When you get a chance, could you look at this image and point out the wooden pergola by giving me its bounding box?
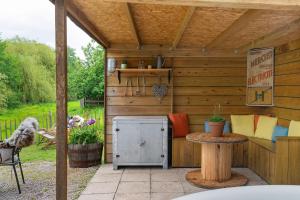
[54,0,300,199]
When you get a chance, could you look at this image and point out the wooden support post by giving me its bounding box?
[55,0,68,199]
[104,50,108,163]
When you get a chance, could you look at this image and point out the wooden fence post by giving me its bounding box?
[55,0,68,199]
[5,120,7,139]
[0,122,2,141]
[49,111,53,128]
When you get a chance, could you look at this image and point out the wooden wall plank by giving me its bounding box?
[173,67,246,77]
[174,77,246,86]
[174,87,245,96]
[174,96,245,106]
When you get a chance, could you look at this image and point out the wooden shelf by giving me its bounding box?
[115,68,172,84]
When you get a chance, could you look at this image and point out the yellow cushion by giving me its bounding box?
[288,120,300,137]
[255,116,277,140]
[231,115,254,137]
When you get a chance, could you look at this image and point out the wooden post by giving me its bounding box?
[104,50,107,163]
[55,0,68,199]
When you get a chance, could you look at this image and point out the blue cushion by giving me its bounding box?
[204,121,231,134]
[272,125,288,142]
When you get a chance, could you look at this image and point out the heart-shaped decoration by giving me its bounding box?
[152,84,168,98]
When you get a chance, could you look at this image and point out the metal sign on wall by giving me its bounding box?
[246,48,274,106]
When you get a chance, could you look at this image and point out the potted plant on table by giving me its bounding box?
[68,125,103,168]
[208,104,225,137]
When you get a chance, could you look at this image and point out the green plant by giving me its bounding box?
[69,125,103,145]
[209,104,225,122]
[209,115,225,122]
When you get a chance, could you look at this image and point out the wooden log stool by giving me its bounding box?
[186,133,248,189]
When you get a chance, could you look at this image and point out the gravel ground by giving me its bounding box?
[0,161,98,200]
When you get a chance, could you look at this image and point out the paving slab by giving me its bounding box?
[78,193,115,200]
[96,165,123,175]
[151,181,184,193]
[121,172,150,182]
[150,192,184,200]
[151,171,180,182]
[123,168,151,174]
[91,173,122,183]
[114,193,150,200]
[81,182,118,194]
[117,181,150,194]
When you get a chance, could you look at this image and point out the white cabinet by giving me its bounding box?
[112,116,168,169]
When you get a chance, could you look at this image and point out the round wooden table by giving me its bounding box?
[185,132,248,189]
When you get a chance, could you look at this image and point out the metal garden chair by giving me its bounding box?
[0,142,25,194]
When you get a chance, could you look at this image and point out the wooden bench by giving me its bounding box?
[172,136,300,184]
[248,136,300,184]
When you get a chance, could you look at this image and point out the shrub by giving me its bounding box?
[69,126,103,145]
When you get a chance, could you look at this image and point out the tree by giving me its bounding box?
[0,73,11,109]
[0,37,56,107]
[68,41,104,100]
[68,47,83,100]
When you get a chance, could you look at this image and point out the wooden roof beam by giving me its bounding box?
[103,0,300,10]
[124,3,141,49]
[67,1,110,48]
[107,44,245,57]
[171,7,195,50]
[239,17,300,52]
[206,10,263,49]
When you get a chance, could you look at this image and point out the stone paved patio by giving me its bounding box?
[78,165,267,200]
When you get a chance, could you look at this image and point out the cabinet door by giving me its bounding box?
[139,123,163,164]
[116,122,140,164]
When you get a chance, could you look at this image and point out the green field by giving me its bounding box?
[1,101,104,162]
[0,101,102,121]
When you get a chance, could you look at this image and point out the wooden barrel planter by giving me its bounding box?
[68,143,103,168]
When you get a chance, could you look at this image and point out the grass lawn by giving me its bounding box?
[0,101,103,121]
[20,144,56,162]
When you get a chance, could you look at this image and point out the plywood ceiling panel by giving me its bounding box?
[70,0,300,50]
[72,0,135,44]
[130,3,188,45]
[178,8,246,48]
[222,10,300,49]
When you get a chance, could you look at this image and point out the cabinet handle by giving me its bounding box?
[161,128,164,131]
[115,128,120,132]
[140,140,146,146]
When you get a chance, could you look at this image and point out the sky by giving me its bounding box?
[0,0,92,59]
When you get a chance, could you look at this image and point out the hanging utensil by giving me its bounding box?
[136,76,141,96]
[142,76,146,96]
[125,77,133,96]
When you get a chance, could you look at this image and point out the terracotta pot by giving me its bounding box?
[208,121,225,137]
